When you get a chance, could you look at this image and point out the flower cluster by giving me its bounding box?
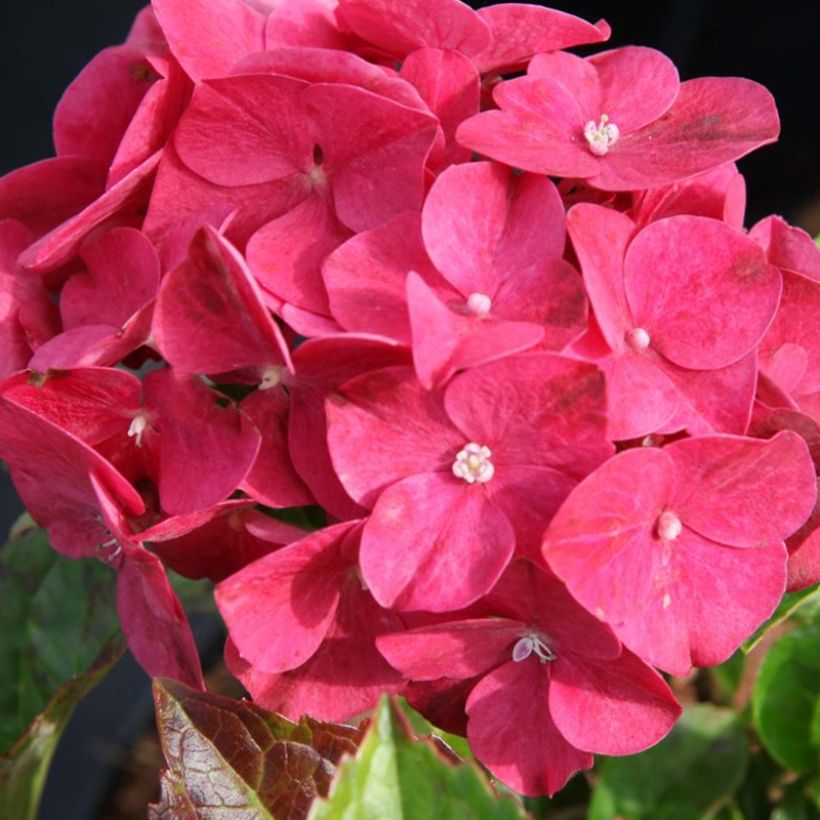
[0,0,818,797]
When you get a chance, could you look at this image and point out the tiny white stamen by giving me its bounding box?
[451,442,495,484]
[512,634,556,664]
[657,510,683,541]
[625,326,651,351]
[583,114,620,156]
[96,538,123,562]
[466,292,492,317]
[127,413,149,447]
[662,593,672,610]
[259,365,283,390]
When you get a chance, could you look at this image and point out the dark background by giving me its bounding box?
[0,2,818,817]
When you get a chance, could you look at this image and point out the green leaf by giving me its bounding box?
[396,697,473,761]
[0,515,125,820]
[771,784,820,820]
[151,678,363,819]
[309,696,527,820]
[743,586,820,653]
[754,623,820,774]
[589,704,749,820]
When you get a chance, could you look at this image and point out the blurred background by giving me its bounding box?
[0,1,817,817]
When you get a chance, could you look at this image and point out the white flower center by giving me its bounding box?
[466,292,492,317]
[451,442,494,484]
[127,413,149,447]
[625,326,651,351]
[656,510,683,541]
[512,634,556,664]
[259,365,283,390]
[584,114,620,156]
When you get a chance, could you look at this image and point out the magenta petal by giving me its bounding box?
[117,547,204,689]
[53,44,156,167]
[407,272,544,389]
[549,649,680,755]
[338,0,491,57]
[527,51,601,121]
[457,76,598,178]
[624,216,781,370]
[225,578,404,722]
[306,83,437,232]
[614,530,787,674]
[594,77,780,190]
[152,0,265,81]
[246,195,349,314]
[240,389,314,508]
[400,48,479,167]
[19,152,160,274]
[589,47,679,133]
[422,161,565,296]
[143,369,261,516]
[376,618,523,681]
[668,432,817,548]
[61,227,160,329]
[174,75,310,187]
[542,447,675,626]
[360,472,515,612]
[153,226,291,375]
[323,212,443,342]
[466,661,593,797]
[216,522,354,673]
[566,203,635,352]
[325,365,462,507]
[445,353,612,479]
[751,215,820,283]
[474,4,609,74]
[264,0,351,50]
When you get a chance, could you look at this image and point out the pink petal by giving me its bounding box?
[549,649,680,755]
[376,618,524,681]
[325,365,462,507]
[473,4,609,74]
[152,0,265,81]
[668,432,817,548]
[787,487,820,591]
[19,152,160,274]
[53,44,157,167]
[407,271,544,389]
[613,530,787,674]
[594,78,780,190]
[153,226,291,376]
[216,522,355,673]
[337,0,491,57]
[174,75,311,187]
[624,216,781,369]
[117,547,204,689]
[264,0,351,50]
[0,156,106,236]
[400,48,479,167]
[360,472,515,611]
[566,203,635,352]
[142,368,261,515]
[445,353,612,479]
[542,447,675,626]
[422,161,565,296]
[588,46,679,133]
[457,76,598,178]
[225,576,404,721]
[246,195,349,314]
[466,661,593,797]
[528,51,600,121]
[305,83,437,232]
[750,215,820,283]
[61,227,160,329]
[240,389,314,508]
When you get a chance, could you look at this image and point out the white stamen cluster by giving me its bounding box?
[625,326,651,351]
[512,634,557,663]
[259,365,283,390]
[127,413,149,447]
[466,292,492,317]
[583,114,620,156]
[451,442,495,484]
[656,510,683,541]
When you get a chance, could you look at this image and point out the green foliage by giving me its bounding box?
[0,515,124,820]
[309,697,527,820]
[743,587,820,653]
[588,704,750,820]
[150,678,363,819]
